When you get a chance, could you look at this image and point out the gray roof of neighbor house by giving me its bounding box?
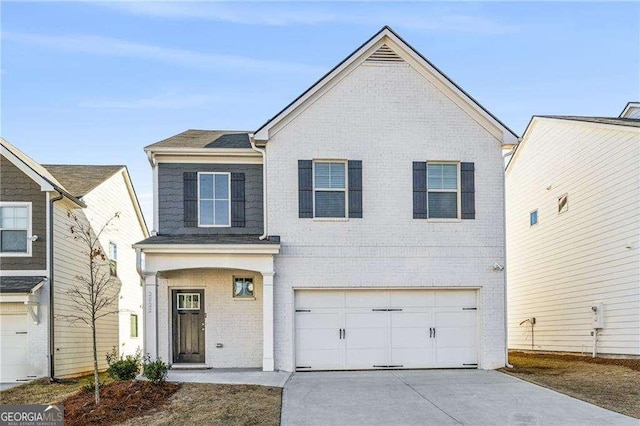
[145,130,252,150]
[538,116,640,128]
[0,276,46,293]
[42,165,124,198]
[135,234,279,245]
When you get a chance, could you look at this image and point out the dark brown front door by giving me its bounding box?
[172,289,205,363]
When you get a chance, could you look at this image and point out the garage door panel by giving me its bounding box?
[296,328,341,350]
[297,349,342,369]
[296,312,342,329]
[435,290,476,307]
[345,328,387,349]
[345,291,387,308]
[345,348,387,368]
[390,290,435,308]
[391,327,430,348]
[392,348,432,367]
[296,291,344,309]
[436,328,476,347]
[345,312,387,328]
[0,314,30,382]
[435,311,476,327]
[391,312,429,328]
[436,346,477,367]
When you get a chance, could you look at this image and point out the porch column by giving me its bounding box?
[262,272,275,371]
[144,273,158,360]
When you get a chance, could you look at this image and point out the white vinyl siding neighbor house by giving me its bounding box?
[506,113,640,356]
[137,26,517,372]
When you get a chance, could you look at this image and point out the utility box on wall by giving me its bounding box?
[591,302,604,329]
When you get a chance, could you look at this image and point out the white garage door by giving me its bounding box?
[295,289,477,371]
[0,311,30,382]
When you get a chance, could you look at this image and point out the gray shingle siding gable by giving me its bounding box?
[0,156,47,270]
[158,163,263,235]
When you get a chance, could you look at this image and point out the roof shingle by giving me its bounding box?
[42,165,124,197]
[135,234,279,245]
[538,116,640,128]
[145,130,252,150]
[0,276,46,293]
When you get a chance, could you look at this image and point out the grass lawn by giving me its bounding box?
[0,375,282,425]
[501,351,640,419]
[0,373,113,406]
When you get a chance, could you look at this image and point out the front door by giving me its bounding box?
[172,290,205,363]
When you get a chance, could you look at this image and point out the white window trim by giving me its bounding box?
[0,202,33,257]
[197,172,231,228]
[312,159,348,219]
[426,161,461,222]
[530,209,539,227]
[232,276,256,300]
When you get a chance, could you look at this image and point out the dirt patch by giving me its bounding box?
[501,351,640,419]
[119,383,282,426]
[62,381,180,426]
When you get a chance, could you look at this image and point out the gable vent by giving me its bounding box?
[365,44,404,63]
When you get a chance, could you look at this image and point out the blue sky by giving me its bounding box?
[2,1,638,227]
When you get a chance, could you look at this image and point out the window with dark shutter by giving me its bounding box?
[298,160,313,218]
[231,173,246,227]
[413,162,428,219]
[460,162,475,220]
[348,160,362,218]
[183,172,198,227]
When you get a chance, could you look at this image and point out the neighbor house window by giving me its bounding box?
[198,172,230,226]
[233,277,254,298]
[177,293,200,310]
[130,314,138,338]
[530,210,538,226]
[558,194,568,214]
[109,242,118,276]
[314,161,346,218]
[427,163,459,219]
[0,203,31,256]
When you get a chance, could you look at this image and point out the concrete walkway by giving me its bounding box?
[282,369,637,425]
[165,368,291,388]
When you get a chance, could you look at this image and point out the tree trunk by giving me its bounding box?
[92,318,100,405]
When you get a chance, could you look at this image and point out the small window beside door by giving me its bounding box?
[558,194,568,214]
[530,210,538,226]
[177,293,201,310]
[130,314,139,338]
[233,277,254,298]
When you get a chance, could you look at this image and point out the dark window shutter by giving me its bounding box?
[231,173,245,227]
[298,160,313,218]
[348,160,362,218]
[183,172,198,227]
[413,162,428,219]
[461,162,475,220]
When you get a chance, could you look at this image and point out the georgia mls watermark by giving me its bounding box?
[0,404,64,426]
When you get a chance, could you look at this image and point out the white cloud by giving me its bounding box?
[1,31,323,74]
[97,2,518,35]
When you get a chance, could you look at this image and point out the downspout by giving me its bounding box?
[49,192,64,381]
[249,136,268,240]
[502,146,517,368]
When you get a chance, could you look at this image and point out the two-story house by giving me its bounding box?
[506,104,640,357]
[135,27,518,372]
[0,138,148,382]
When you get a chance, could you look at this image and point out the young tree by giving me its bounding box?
[59,210,121,405]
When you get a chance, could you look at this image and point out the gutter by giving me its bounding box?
[249,135,268,240]
[48,192,64,380]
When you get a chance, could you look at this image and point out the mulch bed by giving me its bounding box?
[510,351,640,371]
[61,381,181,426]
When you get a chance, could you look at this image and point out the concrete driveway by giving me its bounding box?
[281,369,636,426]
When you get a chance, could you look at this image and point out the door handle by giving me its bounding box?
[433,327,436,338]
[339,328,342,339]
[343,329,346,339]
[429,327,433,338]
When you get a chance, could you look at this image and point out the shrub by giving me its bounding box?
[106,347,142,381]
[143,355,169,384]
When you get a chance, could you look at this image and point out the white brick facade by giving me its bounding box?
[156,269,263,368]
[267,61,507,371]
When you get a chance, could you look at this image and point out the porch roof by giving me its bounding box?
[135,234,278,246]
[0,276,46,294]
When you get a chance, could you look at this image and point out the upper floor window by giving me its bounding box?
[530,210,538,226]
[558,194,568,214]
[314,161,346,218]
[109,242,118,277]
[0,203,31,256]
[427,163,459,219]
[198,172,230,227]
